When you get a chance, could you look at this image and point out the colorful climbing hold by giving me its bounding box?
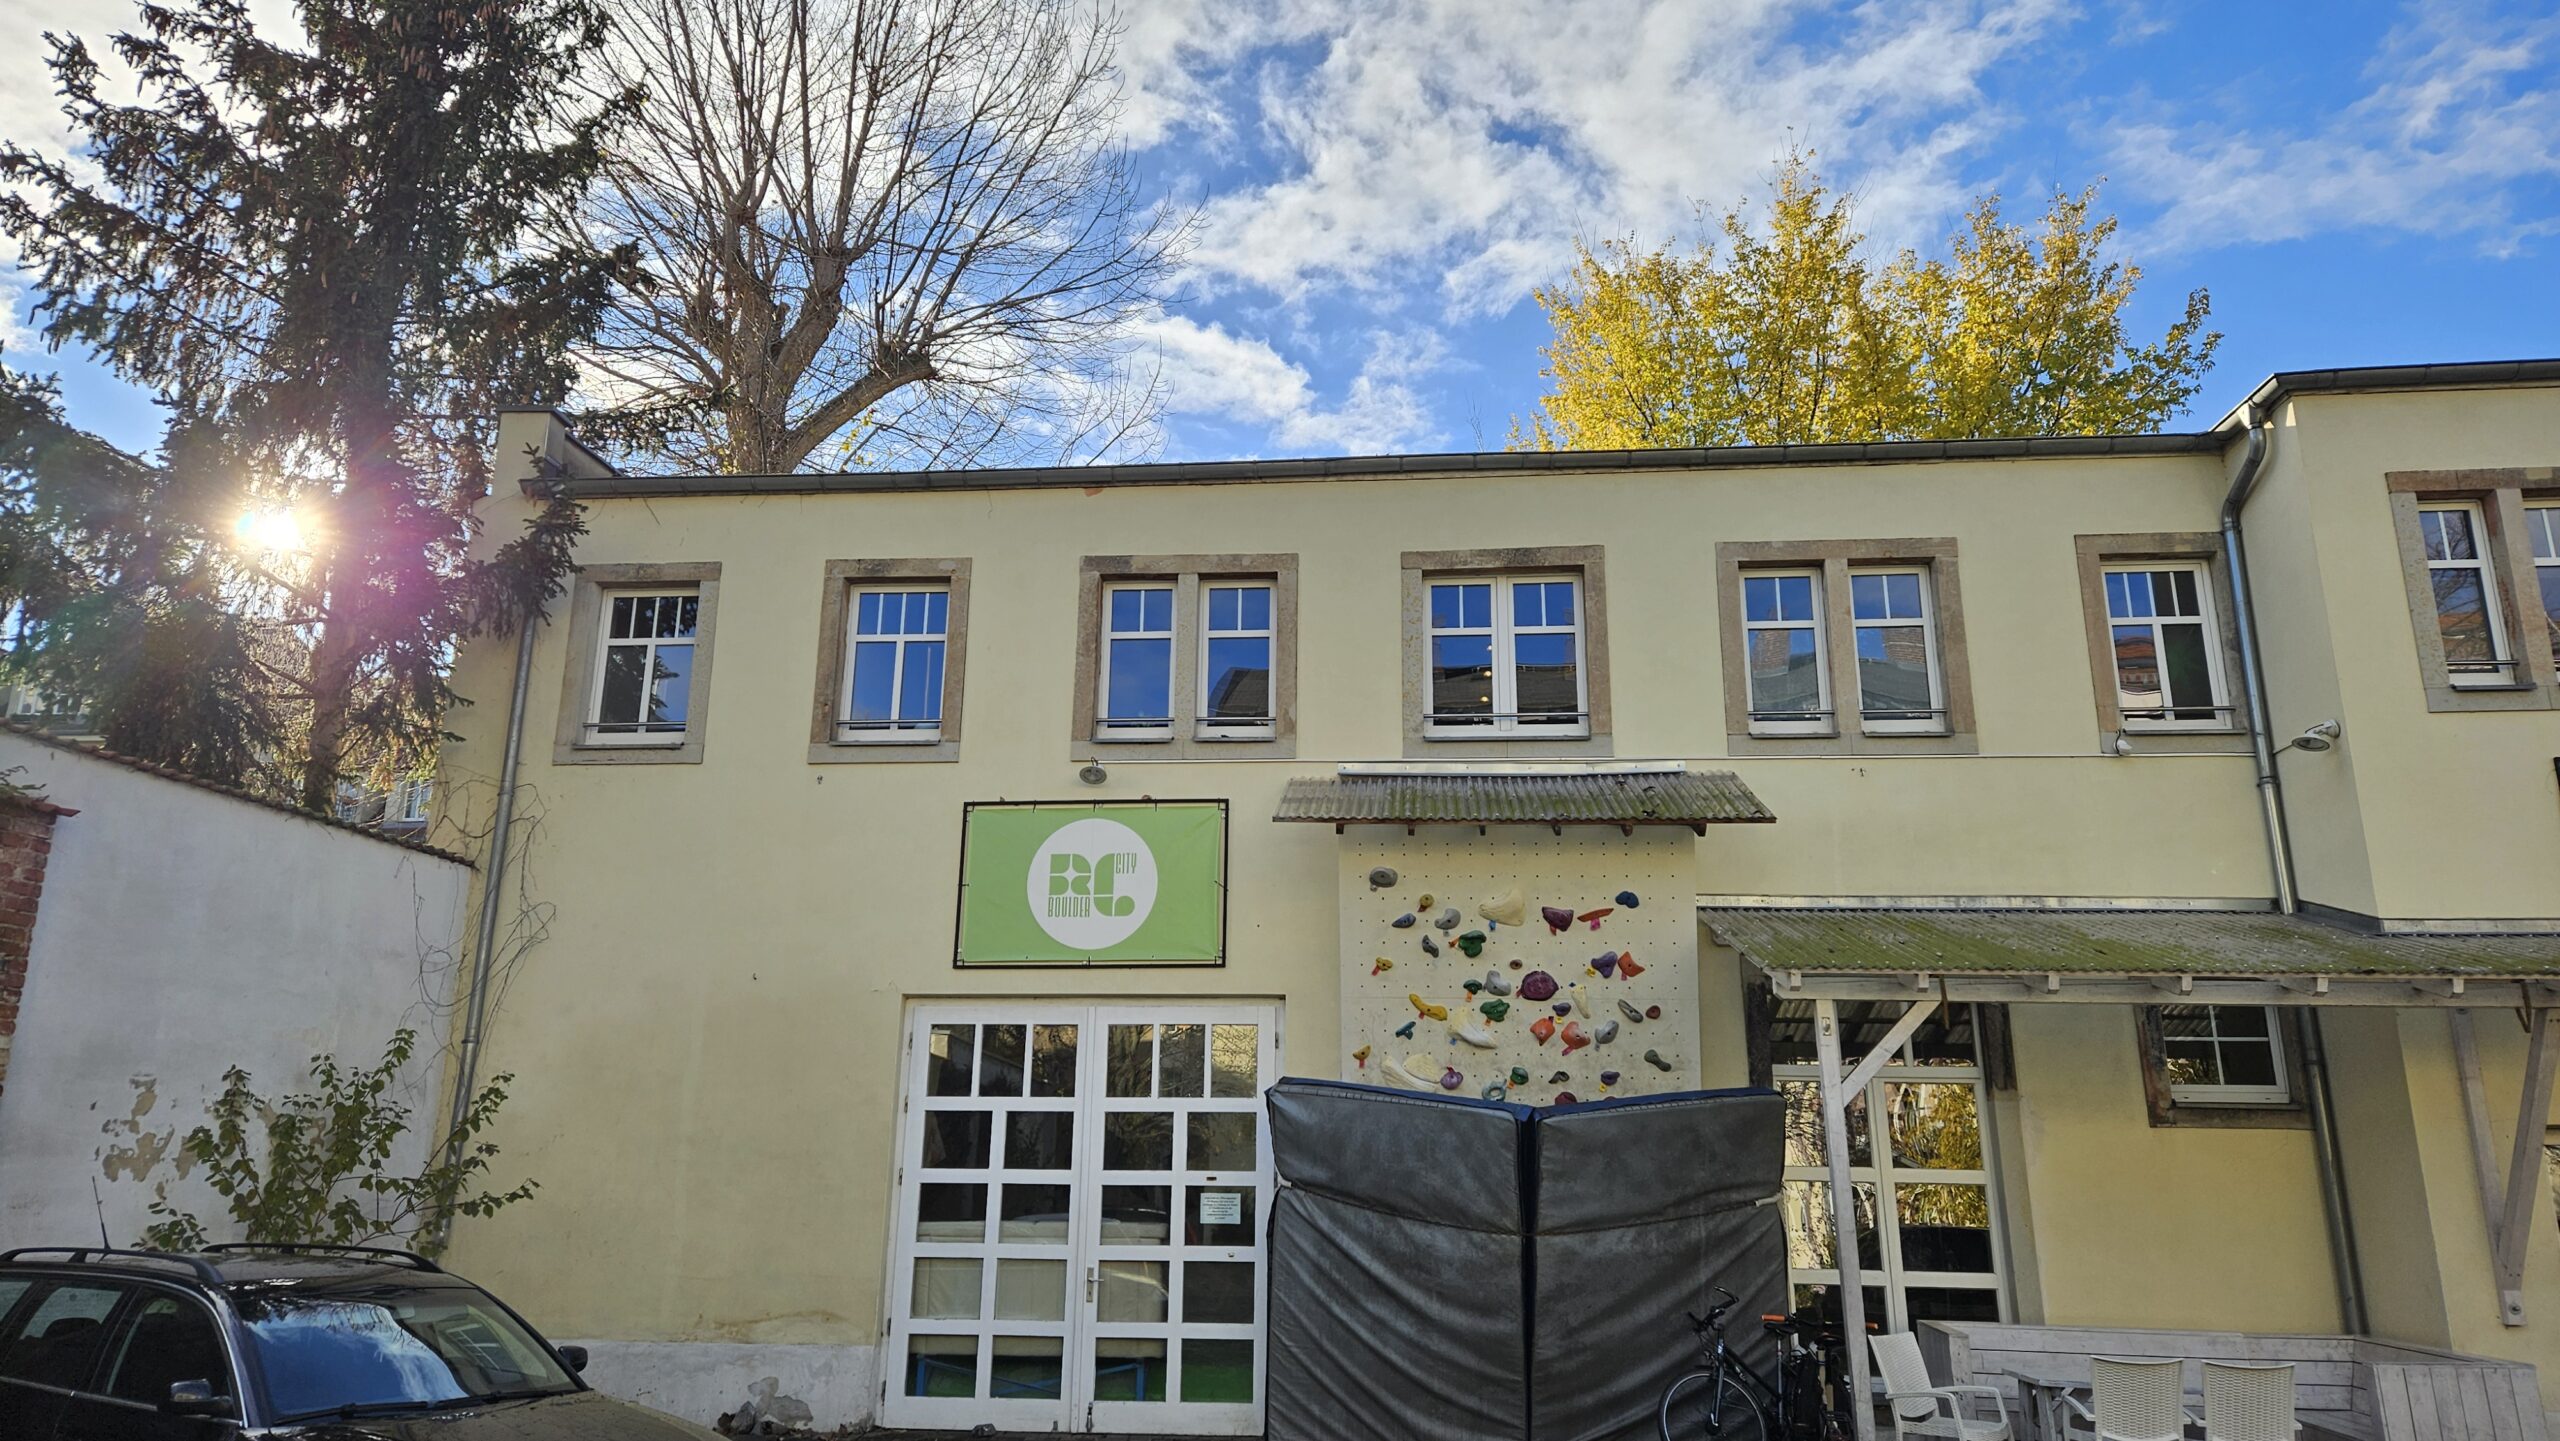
[1478,999,1510,1022]
[1450,1020,1496,1048]
[1552,1002,1571,1015]
[1615,890,1641,909]
[1530,1016,1557,1045]
[1507,959,1524,970]
[1455,930,1486,958]
[1600,1069,1622,1087]
[1618,999,1645,1024]
[1618,954,1645,978]
[1439,1067,1464,1091]
[1479,887,1528,928]
[1417,893,1436,911]
[1554,1092,1578,1105]
[1518,970,1558,1001]
[1596,1020,1619,1045]
[1541,905,1575,934]
[1353,1045,1372,1067]
[1549,1070,1570,1085]
[1570,984,1594,1023]
[1508,1067,1529,1087]
[1645,1005,1662,1020]
[1394,1020,1417,1039]
[1368,866,1399,889]
[1410,993,1448,1021]
[1593,952,1619,979]
[1391,912,1417,929]
[1434,906,1463,931]
[1420,934,1440,958]
[1481,1082,1509,1102]
[1577,907,1614,930]
[1462,978,1484,995]
[1561,1021,1591,1054]
[1378,1056,1432,1090]
[1371,956,1394,976]
[1644,1049,1674,1072]
[1481,969,1513,997]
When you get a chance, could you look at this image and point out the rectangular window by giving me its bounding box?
[1849,567,1943,734]
[842,587,950,742]
[2104,565,2230,729]
[1742,570,1828,734]
[1199,584,1274,734]
[1100,584,1176,737]
[1426,575,1585,735]
[2157,1004,2289,1105]
[2420,502,2514,686]
[389,779,432,825]
[2525,504,2559,661]
[590,591,699,742]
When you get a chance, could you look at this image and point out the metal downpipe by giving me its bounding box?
[2219,412,2368,1334]
[437,613,538,1247]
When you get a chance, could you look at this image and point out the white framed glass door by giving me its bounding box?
[884,1004,1277,1435]
[1771,1001,2009,1332]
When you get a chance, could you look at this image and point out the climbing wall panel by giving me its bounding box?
[1335,829,1698,1104]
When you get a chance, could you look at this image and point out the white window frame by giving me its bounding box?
[587,589,700,746]
[1423,573,1589,738]
[388,778,432,825]
[840,585,950,744]
[1848,565,1945,736]
[2159,1004,2291,1107]
[1098,582,1178,739]
[2530,504,2560,654]
[1742,569,1831,736]
[2419,501,2516,688]
[1196,582,1276,738]
[2102,563,2233,731]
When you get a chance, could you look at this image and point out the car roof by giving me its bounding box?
[1,1246,472,1296]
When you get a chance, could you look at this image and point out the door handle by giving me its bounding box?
[1086,1265,1098,1303]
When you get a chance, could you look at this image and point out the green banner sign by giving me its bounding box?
[955,802,1228,967]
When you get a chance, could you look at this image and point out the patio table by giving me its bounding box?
[1997,1365,2212,1441]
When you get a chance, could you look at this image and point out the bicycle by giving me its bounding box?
[1656,1288,1854,1440]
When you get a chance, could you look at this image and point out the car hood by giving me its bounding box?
[267,1389,722,1441]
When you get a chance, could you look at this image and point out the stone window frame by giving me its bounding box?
[807,558,974,764]
[1715,538,1978,756]
[551,562,721,766]
[1400,546,1613,758]
[1070,553,1299,759]
[2072,533,2252,755]
[2133,1005,2309,1131]
[2383,469,2560,712]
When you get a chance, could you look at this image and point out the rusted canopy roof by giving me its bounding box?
[1703,907,2560,980]
[1275,770,1773,833]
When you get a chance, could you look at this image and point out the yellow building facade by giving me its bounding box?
[434,362,2560,1433]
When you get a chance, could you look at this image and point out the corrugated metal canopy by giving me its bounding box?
[1702,907,2560,980]
[1274,770,1773,832]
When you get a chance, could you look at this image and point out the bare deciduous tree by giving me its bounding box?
[579,0,1185,474]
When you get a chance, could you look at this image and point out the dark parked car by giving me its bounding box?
[0,1244,718,1439]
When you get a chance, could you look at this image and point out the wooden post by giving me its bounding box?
[1815,998,1877,1441]
[2494,1009,2560,1325]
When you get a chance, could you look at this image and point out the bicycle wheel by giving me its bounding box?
[1658,1369,1771,1441]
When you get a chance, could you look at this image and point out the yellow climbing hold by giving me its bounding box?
[1371,956,1394,975]
[1409,993,1449,1021]
[1478,886,1528,928]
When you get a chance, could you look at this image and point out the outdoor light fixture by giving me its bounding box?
[2282,719,2343,754]
[1078,763,1108,785]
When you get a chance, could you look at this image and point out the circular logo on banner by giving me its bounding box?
[1027,817,1158,951]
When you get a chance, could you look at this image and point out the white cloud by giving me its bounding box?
[1137,312,1442,455]
[1132,0,2065,317]
[2106,9,2560,255]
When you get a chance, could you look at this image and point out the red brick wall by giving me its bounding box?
[0,799,61,1105]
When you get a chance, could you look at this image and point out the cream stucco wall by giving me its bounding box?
[437,385,2560,1425]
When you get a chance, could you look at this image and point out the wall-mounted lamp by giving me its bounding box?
[1078,763,1108,785]
[2280,719,2343,755]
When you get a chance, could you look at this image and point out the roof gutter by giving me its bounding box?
[2220,404,2370,1336]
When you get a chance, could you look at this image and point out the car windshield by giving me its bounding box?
[236,1284,576,1421]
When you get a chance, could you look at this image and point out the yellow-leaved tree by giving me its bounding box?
[1515,154,2220,449]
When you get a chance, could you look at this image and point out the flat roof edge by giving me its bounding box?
[2216,357,2560,430]
[551,430,2227,499]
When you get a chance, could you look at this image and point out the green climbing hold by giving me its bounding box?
[1454,930,1486,958]
[1478,999,1510,1022]
[1463,978,1484,995]
[1509,1067,1530,1087]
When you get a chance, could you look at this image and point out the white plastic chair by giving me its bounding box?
[2202,1360,2298,1441]
[1868,1330,2013,1440]
[2059,1356,2192,1441]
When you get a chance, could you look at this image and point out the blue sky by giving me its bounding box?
[7,0,2558,464]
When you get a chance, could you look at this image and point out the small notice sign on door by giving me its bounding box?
[1198,1189,1243,1225]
